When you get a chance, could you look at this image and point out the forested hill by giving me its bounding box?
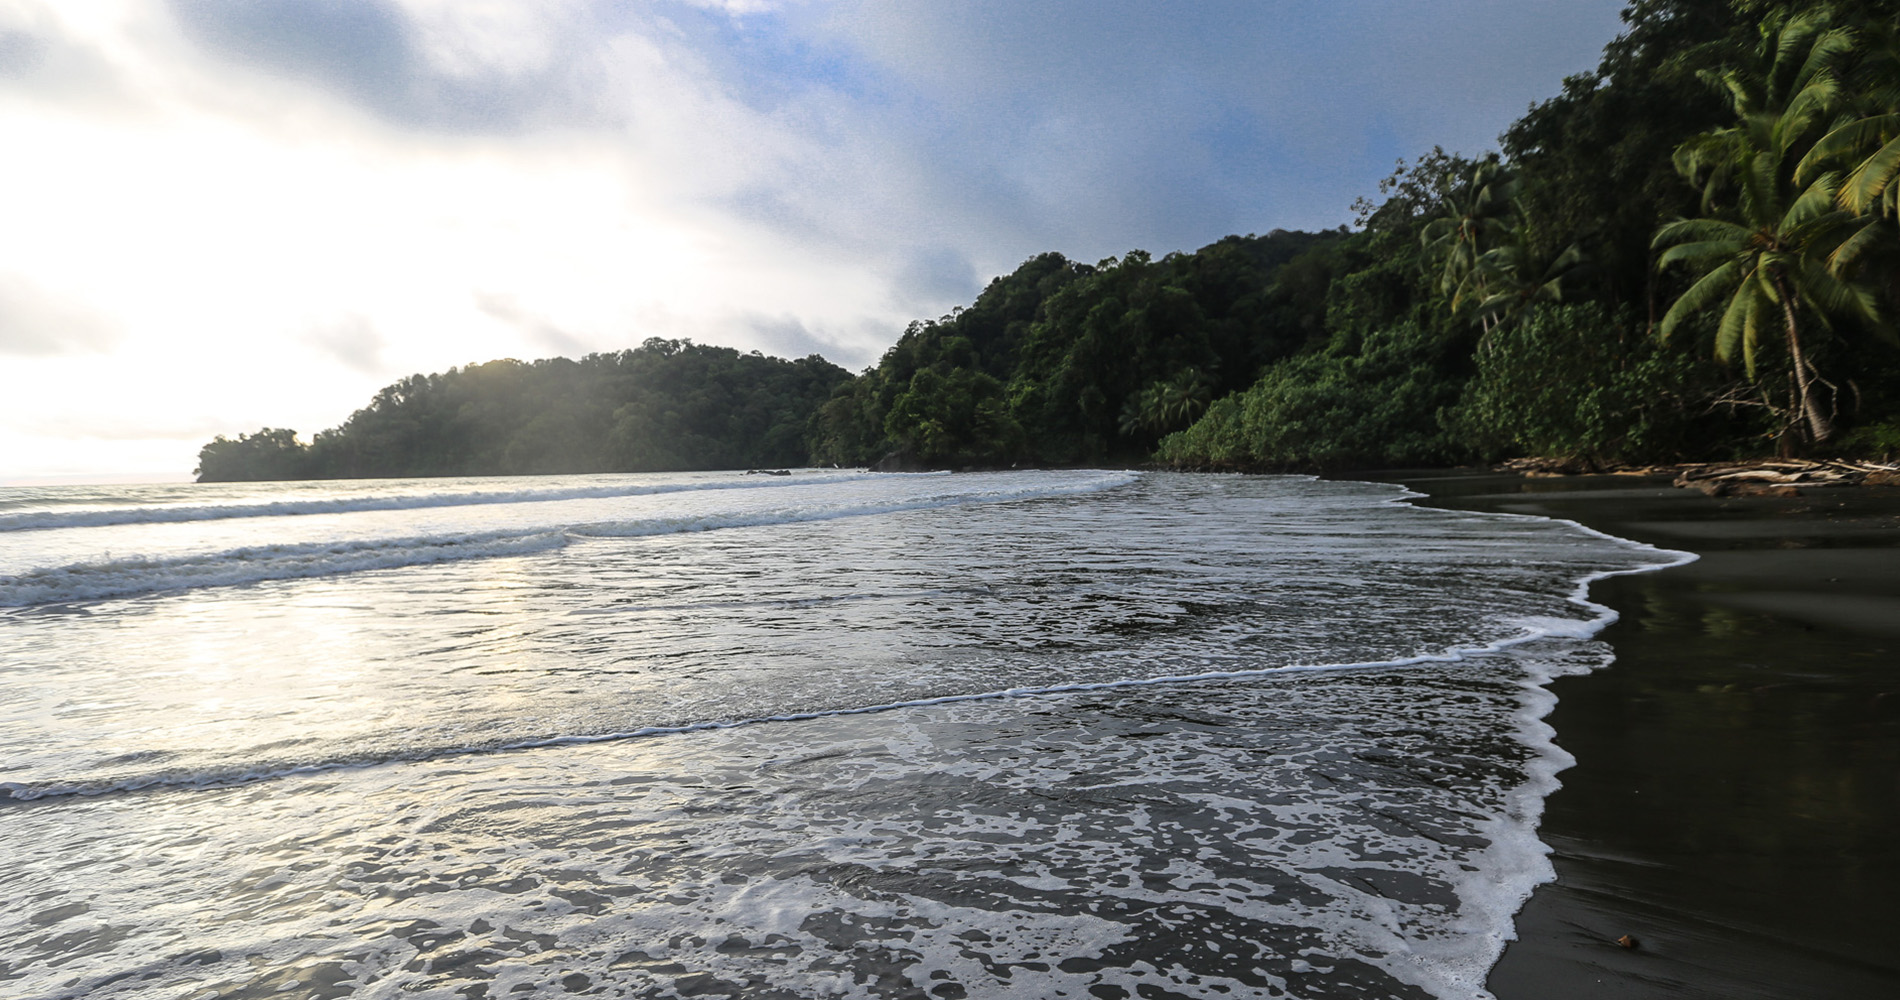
[808,231,1343,467]
[195,341,851,481]
[202,0,1900,482]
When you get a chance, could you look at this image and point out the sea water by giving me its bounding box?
[0,470,1688,999]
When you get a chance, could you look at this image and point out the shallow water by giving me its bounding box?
[0,470,1685,999]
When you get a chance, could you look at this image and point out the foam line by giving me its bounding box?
[0,511,1692,805]
[0,470,926,533]
[0,473,1136,607]
[511,532,1694,747]
[0,530,573,608]
[1353,475,1697,998]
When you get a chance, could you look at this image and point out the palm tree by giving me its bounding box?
[1655,13,1878,446]
[1655,188,1872,444]
[1421,159,1519,335]
[1469,241,1589,333]
[1155,368,1212,426]
[1118,368,1211,438]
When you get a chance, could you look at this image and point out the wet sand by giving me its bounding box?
[1363,470,1900,998]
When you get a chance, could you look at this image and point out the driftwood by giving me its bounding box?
[1670,460,1900,497]
[1494,457,1900,496]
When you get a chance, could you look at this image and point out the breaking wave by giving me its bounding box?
[0,470,918,533]
[0,472,1133,606]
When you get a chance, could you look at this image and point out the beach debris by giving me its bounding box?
[1616,934,1640,949]
[1495,458,1900,494]
[1670,460,1900,496]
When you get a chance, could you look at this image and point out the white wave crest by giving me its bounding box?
[0,470,918,533]
[0,471,1137,607]
[0,530,571,607]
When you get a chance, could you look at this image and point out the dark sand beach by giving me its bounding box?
[1366,470,1900,999]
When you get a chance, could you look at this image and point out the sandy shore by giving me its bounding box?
[1356,469,1900,998]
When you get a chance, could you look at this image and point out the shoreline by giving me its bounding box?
[1352,468,1900,998]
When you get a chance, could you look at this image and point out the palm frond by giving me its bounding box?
[1756,264,1785,305]
[1654,217,1752,249]
[1715,279,1753,368]
[1706,67,1752,115]
[1797,113,1900,184]
[1659,240,1744,267]
[1658,259,1743,342]
[1790,25,1853,97]
[1842,136,1900,216]
[1743,149,1781,222]
[1782,208,1858,256]
[1674,130,1746,206]
[1770,23,1812,98]
[1785,170,1840,223]
[1778,77,1843,156]
[1803,26,1857,79]
[1825,219,1884,272]
[1741,289,1764,379]
[1796,257,1880,325]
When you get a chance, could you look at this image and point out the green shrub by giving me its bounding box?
[1447,303,1732,464]
[1158,320,1466,469]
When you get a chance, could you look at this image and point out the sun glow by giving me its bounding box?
[0,2,899,480]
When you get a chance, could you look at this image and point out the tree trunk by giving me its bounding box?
[1774,276,1832,444]
[1644,246,1658,341]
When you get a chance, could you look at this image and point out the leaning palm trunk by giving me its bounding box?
[1774,275,1833,443]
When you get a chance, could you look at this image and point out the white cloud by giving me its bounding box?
[0,1,929,478]
[0,273,120,356]
[303,314,388,375]
[396,0,582,80]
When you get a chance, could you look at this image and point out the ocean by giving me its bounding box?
[0,469,1689,999]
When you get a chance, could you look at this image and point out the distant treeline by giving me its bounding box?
[202,0,1900,482]
[195,340,849,481]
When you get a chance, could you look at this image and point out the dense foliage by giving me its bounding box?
[813,0,1900,471]
[807,234,1341,468]
[196,340,850,481]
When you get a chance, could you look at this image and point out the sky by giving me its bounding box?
[0,0,1630,483]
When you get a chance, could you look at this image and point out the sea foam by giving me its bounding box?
[0,469,916,533]
[0,471,1135,606]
